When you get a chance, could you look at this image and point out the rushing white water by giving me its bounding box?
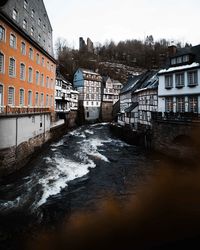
[0,123,138,213]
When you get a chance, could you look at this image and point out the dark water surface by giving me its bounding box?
[0,123,157,249]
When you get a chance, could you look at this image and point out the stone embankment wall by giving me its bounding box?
[0,111,78,177]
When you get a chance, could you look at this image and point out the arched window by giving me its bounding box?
[10,34,16,48]
[0,26,5,41]
[28,90,32,106]
[20,63,25,80]
[0,84,3,112]
[8,87,14,105]
[9,58,16,76]
[19,89,24,106]
[28,67,33,82]
[0,52,4,73]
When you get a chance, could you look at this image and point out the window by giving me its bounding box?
[24,0,28,10]
[47,61,49,70]
[175,73,184,87]
[28,90,32,106]
[177,57,182,64]
[19,89,24,106]
[28,67,33,82]
[10,34,16,48]
[40,93,44,106]
[0,85,3,111]
[12,9,18,21]
[31,9,35,18]
[165,97,173,112]
[8,87,14,105]
[40,73,44,86]
[0,26,5,41]
[20,63,25,80]
[29,48,33,60]
[9,58,16,77]
[0,52,4,73]
[30,27,34,36]
[22,19,27,30]
[38,34,41,42]
[38,18,41,26]
[21,42,26,55]
[35,92,39,106]
[165,74,173,89]
[188,71,198,86]
[51,79,53,89]
[43,39,45,47]
[176,96,185,113]
[183,55,189,63]
[43,24,46,30]
[171,58,176,65]
[46,94,49,106]
[188,96,198,113]
[36,53,40,64]
[36,71,39,85]
[46,76,49,88]
[41,57,44,66]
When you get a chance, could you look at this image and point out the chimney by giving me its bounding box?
[168,41,177,57]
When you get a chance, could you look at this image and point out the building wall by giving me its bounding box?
[101,101,113,122]
[137,89,158,127]
[158,69,200,113]
[73,69,84,88]
[0,19,55,109]
[158,69,200,97]
[1,0,53,55]
[0,113,51,149]
[84,106,100,121]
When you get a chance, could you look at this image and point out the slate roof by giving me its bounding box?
[124,102,138,112]
[120,70,158,95]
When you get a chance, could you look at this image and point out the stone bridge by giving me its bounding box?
[151,120,200,160]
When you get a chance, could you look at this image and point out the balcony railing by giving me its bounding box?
[151,111,200,122]
[0,106,51,115]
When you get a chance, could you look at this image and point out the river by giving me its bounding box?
[0,123,157,249]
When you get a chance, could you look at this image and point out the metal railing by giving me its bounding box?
[0,106,51,115]
[151,111,200,122]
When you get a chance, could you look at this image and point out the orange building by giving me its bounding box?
[0,0,57,174]
[0,0,56,113]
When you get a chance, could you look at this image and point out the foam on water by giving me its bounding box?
[37,156,96,207]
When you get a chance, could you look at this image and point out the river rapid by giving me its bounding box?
[0,123,156,249]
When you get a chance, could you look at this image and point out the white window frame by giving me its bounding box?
[10,33,17,49]
[19,88,25,106]
[9,57,16,77]
[28,67,33,83]
[20,63,26,80]
[0,51,5,74]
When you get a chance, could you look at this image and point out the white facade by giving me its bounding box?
[55,76,78,113]
[74,68,102,121]
[158,65,200,113]
[0,113,51,149]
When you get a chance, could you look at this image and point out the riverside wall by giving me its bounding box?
[0,111,78,177]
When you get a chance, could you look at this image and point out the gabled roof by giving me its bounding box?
[79,68,100,76]
[135,71,158,93]
[124,102,138,112]
[120,75,141,94]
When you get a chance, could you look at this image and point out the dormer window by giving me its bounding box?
[38,18,41,26]
[31,27,34,36]
[22,19,27,30]
[24,0,28,10]
[171,58,176,65]
[31,9,35,18]
[183,55,189,63]
[177,56,182,64]
[12,9,18,21]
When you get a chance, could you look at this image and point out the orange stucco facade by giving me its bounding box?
[0,19,56,111]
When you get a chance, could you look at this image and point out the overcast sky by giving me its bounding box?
[43,0,200,49]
